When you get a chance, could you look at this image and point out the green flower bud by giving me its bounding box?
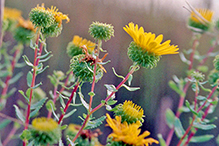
[14,26,34,45]
[29,4,55,28]
[127,42,160,69]
[191,71,205,82]
[208,70,219,86]
[70,54,103,82]
[89,21,114,41]
[41,22,62,38]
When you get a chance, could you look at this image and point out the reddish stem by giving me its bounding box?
[2,125,18,146]
[166,37,199,146]
[58,82,80,124]
[70,65,137,145]
[0,48,21,100]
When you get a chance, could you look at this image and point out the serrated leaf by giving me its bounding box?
[22,55,33,67]
[112,67,124,79]
[27,71,33,87]
[193,122,216,130]
[78,92,89,110]
[168,80,185,97]
[84,116,106,130]
[174,118,185,138]
[18,90,29,102]
[190,135,214,143]
[64,109,77,119]
[30,98,47,110]
[121,84,140,91]
[104,84,117,92]
[8,72,23,84]
[14,105,25,123]
[0,119,11,130]
[166,108,175,128]
[157,134,167,146]
[29,108,39,118]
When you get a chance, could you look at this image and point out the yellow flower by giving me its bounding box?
[190,9,213,24]
[32,117,58,132]
[47,6,70,27]
[18,17,36,32]
[124,22,179,56]
[73,35,96,52]
[4,7,22,20]
[106,113,159,146]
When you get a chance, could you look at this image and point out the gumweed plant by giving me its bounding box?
[1,2,218,146]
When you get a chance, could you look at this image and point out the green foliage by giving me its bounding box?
[165,108,175,128]
[84,115,106,130]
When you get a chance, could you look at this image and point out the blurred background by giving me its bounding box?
[1,0,219,145]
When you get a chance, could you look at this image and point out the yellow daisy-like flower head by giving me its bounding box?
[47,5,70,27]
[124,22,179,69]
[106,114,159,146]
[4,7,22,21]
[188,8,213,33]
[67,35,96,58]
[31,117,61,145]
[32,117,58,131]
[113,100,144,124]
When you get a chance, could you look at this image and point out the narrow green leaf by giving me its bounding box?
[107,99,117,105]
[32,82,42,89]
[165,108,175,128]
[27,71,33,88]
[0,119,11,130]
[51,103,59,121]
[78,92,89,110]
[174,118,185,138]
[18,90,29,102]
[67,137,76,146]
[63,109,77,119]
[59,95,66,108]
[190,135,214,143]
[157,134,167,146]
[168,80,185,97]
[193,122,216,130]
[37,51,52,59]
[6,88,16,98]
[179,52,190,65]
[0,70,9,77]
[22,55,33,67]
[30,98,47,110]
[29,108,39,118]
[9,72,23,84]
[127,74,133,86]
[84,116,106,130]
[121,84,140,91]
[112,67,125,80]
[185,100,198,116]
[39,54,53,63]
[14,105,25,123]
[36,65,49,75]
[104,84,118,92]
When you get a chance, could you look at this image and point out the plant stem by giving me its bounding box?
[177,84,217,146]
[2,124,18,146]
[0,44,23,100]
[166,36,199,146]
[70,64,138,145]
[23,33,40,146]
[58,81,80,124]
[89,40,101,112]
